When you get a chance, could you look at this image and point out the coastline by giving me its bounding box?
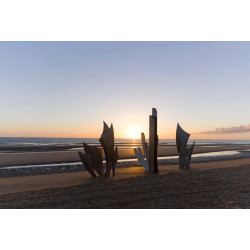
[0,144,249,168]
[0,141,249,208]
[0,142,250,208]
[0,143,250,179]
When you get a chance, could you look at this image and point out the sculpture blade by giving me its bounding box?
[99,121,117,177]
[83,142,92,155]
[149,112,158,174]
[188,141,195,162]
[100,124,114,163]
[176,123,193,170]
[102,121,110,134]
[176,123,190,154]
[134,147,149,170]
[112,146,119,176]
[141,132,149,162]
[110,123,114,138]
[78,151,96,177]
[113,145,119,165]
[83,143,104,176]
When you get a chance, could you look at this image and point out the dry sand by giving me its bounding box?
[1,158,250,208]
[0,157,249,195]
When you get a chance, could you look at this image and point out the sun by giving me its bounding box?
[126,127,141,139]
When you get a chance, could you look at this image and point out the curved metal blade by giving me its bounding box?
[176,123,190,154]
[78,151,96,177]
[188,141,195,162]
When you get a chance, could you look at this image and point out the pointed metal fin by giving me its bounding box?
[78,151,96,177]
[176,123,190,154]
[134,147,149,170]
[102,121,110,134]
[188,141,195,162]
[141,132,149,162]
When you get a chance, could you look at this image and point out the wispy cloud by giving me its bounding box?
[197,124,250,134]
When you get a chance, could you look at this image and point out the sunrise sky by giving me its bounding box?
[1,42,250,140]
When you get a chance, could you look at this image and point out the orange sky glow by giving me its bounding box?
[2,42,250,140]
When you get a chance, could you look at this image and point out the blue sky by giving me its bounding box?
[1,42,250,139]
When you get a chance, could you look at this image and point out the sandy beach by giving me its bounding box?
[0,141,250,209]
[1,157,250,208]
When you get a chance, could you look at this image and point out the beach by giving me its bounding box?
[1,158,250,208]
[3,40,250,250]
[1,139,250,208]
[0,143,249,167]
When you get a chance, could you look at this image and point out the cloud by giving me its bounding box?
[197,124,250,134]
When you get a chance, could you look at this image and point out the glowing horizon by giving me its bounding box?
[1,42,250,140]
[3,122,250,140]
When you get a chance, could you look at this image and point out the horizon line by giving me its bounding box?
[1,136,250,141]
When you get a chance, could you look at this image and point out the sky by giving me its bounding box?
[1,41,250,140]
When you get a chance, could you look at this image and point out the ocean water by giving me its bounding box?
[1,137,250,169]
[1,137,250,146]
[0,137,250,154]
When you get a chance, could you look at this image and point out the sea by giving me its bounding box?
[0,137,250,154]
[1,137,250,169]
[1,137,250,146]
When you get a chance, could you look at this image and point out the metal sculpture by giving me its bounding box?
[78,122,119,178]
[78,151,97,177]
[134,133,149,170]
[149,108,158,173]
[99,122,119,177]
[176,123,195,170]
[78,143,104,177]
[134,108,158,173]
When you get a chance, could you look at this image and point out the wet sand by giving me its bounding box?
[0,144,249,167]
[1,158,250,208]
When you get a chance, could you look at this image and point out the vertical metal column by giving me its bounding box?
[149,108,158,174]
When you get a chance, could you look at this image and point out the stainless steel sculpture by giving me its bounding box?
[78,143,104,177]
[134,133,149,170]
[83,143,105,176]
[99,122,119,177]
[176,123,195,170]
[134,108,158,173]
[149,108,158,173]
[78,122,119,177]
[78,151,97,177]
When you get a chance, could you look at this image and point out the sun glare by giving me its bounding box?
[126,127,141,139]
